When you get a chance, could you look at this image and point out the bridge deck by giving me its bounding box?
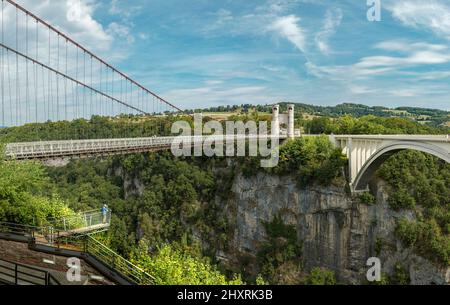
[4,135,287,160]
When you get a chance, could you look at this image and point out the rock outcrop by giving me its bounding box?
[219,172,449,284]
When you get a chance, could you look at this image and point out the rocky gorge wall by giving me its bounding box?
[218,172,450,284]
[113,158,449,285]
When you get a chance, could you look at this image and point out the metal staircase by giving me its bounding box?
[0,209,154,285]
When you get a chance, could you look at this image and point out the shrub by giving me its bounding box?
[306,267,336,285]
[359,192,376,205]
[131,243,244,285]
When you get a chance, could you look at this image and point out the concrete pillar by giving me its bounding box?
[272,104,280,136]
[287,104,294,138]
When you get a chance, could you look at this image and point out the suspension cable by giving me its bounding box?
[0,42,148,115]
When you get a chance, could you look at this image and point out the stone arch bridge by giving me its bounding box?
[330,134,450,192]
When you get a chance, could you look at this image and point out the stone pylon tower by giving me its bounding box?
[272,104,280,136]
[287,104,295,139]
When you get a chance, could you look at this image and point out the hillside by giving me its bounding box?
[191,103,450,128]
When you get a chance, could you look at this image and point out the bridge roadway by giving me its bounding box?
[4,134,287,160]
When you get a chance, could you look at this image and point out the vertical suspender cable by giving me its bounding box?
[96,60,100,118]
[47,26,50,121]
[90,55,93,121]
[56,33,60,123]
[105,65,108,117]
[83,51,86,120]
[35,19,38,123]
[65,38,68,139]
[65,39,67,122]
[25,13,29,124]
[15,7,19,126]
[1,0,4,127]
[7,49,11,126]
[112,69,114,117]
[99,61,102,115]
[75,46,78,118]
[120,77,123,117]
[90,55,93,139]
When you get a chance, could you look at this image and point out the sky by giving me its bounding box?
[10,0,450,111]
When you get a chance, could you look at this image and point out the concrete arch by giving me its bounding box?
[353,141,450,191]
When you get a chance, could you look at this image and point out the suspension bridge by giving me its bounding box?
[0,0,449,194]
[0,0,181,129]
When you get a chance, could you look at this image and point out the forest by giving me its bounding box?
[0,111,449,284]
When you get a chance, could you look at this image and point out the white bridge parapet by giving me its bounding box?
[330,134,450,192]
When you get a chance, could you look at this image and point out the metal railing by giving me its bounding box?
[84,236,154,285]
[4,134,287,160]
[0,258,60,285]
[0,222,35,237]
[50,209,112,233]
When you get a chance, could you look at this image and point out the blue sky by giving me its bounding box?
[14,0,450,110]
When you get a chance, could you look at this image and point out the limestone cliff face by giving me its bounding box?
[112,161,449,284]
[218,172,449,285]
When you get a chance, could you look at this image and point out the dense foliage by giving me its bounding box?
[0,145,239,284]
[306,267,336,285]
[0,115,185,142]
[274,136,347,186]
[0,156,78,226]
[257,215,302,284]
[378,151,450,266]
[131,242,243,285]
[193,102,449,128]
[240,136,347,188]
[45,151,242,283]
[304,115,447,135]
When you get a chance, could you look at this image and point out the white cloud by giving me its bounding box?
[107,22,135,44]
[26,0,113,52]
[108,0,141,19]
[349,85,375,95]
[269,15,306,53]
[108,0,121,15]
[390,88,420,98]
[375,41,447,53]
[309,40,450,81]
[3,0,136,56]
[410,71,450,81]
[315,8,342,55]
[387,0,450,40]
[164,85,268,109]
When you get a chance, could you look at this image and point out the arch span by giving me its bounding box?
[353,141,450,191]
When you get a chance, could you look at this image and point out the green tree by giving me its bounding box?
[131,242,244,285]
[306,267,336,285]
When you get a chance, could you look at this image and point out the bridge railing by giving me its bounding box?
[4,134,287,160]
